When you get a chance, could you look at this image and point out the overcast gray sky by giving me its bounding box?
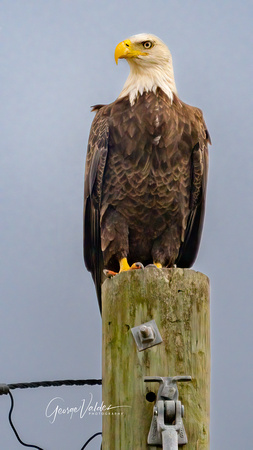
[0,1,252,449]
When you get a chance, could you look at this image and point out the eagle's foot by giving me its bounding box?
[119,257,131,272]
[146,262,163,269]
[103,269,117,278]
[104,259,144,278]
[119,258,144,273]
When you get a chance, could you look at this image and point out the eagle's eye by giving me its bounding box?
[142,41,152,49]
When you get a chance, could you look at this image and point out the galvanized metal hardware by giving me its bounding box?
[131,320,163,351]
[144,376,192,449]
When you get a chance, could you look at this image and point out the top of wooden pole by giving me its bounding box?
[102,267,209,314]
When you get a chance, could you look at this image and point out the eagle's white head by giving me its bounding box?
[115,33,177,105]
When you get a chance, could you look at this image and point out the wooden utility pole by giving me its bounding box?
[102,267,210,449]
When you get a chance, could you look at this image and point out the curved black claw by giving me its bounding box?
[131,262,144,270]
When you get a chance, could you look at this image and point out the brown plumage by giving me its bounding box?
[83,34,210,310]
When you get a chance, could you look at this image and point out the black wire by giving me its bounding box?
[8,379,102,390]
[2,379,103,449]
[8,391,44,450]
[80,432,102,449]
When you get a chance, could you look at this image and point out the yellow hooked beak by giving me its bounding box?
[114,39,147,64]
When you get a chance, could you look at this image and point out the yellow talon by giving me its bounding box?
[119,257,131,272]
[153,262,162,268]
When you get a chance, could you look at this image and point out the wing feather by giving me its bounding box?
[176,138,209,267]
[83,109,109,310]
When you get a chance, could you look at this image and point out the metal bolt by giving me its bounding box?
[139,325,155,342]
[131,320,162,351]
[140,325,152,338]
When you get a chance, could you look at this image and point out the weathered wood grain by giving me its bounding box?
[102,268,210,449]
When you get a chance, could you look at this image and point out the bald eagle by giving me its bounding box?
[84,34,210,310]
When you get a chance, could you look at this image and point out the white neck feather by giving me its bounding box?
[118,60,177,106]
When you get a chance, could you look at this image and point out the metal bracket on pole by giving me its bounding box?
[144,376,192,449]
[131,320,163,351]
